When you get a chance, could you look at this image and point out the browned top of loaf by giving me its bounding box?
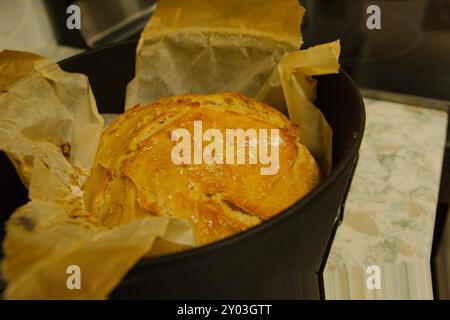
[83,93,321,245]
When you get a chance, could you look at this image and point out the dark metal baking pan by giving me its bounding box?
[0,39,365,299]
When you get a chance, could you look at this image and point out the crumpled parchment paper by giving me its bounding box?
[0,52,195,299]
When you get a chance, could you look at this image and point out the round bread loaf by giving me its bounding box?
[83,93,321,245]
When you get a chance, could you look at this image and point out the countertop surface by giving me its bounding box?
[324,98,448,299]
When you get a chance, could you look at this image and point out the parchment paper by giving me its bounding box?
[0,0,339,299]
[126,0,339,174]
[0,52,195,299]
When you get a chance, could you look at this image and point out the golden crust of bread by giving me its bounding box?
[83,93,321,245]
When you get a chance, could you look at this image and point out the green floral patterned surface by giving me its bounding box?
[324,98,448,300]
